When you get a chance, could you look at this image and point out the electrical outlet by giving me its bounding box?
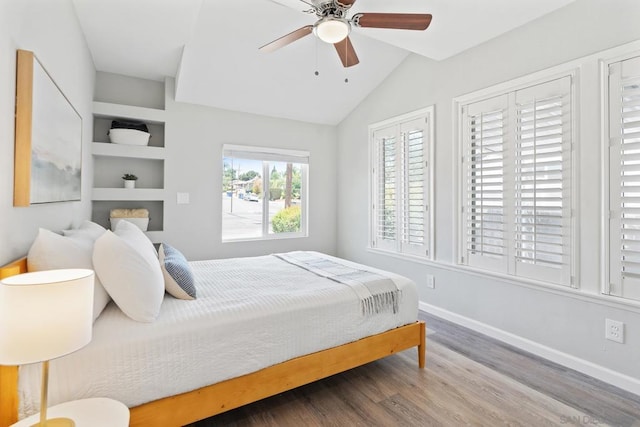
[605,319,625,344]
[426,274,435,289]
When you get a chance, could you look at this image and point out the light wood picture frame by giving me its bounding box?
[14,49,82,206]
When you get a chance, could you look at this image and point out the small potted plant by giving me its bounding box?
[122,173,138,189]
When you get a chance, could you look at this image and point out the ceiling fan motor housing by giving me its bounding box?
[315,1,351,19]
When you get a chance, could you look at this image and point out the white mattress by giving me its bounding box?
[18,252,417,418]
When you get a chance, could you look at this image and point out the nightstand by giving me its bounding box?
[11,398,129,427]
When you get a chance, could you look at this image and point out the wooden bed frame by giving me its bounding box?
[0,257,426,427]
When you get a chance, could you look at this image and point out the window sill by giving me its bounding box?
[223,232,307,244]
[367,247,433,265]
[366,248,640,314]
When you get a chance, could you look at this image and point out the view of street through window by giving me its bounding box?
[222,194,292,239]
[222,156,303,240]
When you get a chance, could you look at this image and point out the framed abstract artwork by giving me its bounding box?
[14,49,82,206]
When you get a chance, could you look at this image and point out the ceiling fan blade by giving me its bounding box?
[259,25,314,53]
[336,0,357,8]
[352,13,432,30]
[334,36,359,68]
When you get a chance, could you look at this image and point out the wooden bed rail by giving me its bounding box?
[0,257,27,280]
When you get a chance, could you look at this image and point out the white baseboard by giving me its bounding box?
[419,301,640,396]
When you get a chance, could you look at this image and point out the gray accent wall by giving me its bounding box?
[336,0,640,385]
[0,0,95,264]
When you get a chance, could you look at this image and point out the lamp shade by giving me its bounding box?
[0,269,94,365]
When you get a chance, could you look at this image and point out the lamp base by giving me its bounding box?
[30,417,75,427]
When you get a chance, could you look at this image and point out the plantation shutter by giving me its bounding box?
[514,77,572,285]
[372,114,430,257]
[400,118,429,257]
[373,125,398,252]
[609,55,640,301]
[462,95,509,272]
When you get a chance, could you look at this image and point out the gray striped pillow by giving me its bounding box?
[159,243,196,300]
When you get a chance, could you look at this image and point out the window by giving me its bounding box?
[459,76,574,286]
[222,145,308,241]
[607,55,640,302]
[370,107,433,259]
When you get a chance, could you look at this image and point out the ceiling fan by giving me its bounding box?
[259,0,432,67]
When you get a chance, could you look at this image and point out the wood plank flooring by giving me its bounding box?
[188,312,640,426]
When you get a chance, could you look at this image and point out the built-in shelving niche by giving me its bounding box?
[91,73,168,244]
[93,157,164,189]
[93,116,165,147]
[92,200,164,234]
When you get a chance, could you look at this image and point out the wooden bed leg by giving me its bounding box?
[418,321,426,369]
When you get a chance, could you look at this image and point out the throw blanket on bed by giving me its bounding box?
[275,251,400,316]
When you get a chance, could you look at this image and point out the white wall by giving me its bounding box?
[0,0,95,265]
[337,0,640,391]
[163,79,338,260]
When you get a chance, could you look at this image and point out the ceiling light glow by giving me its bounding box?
[314,18,351,44]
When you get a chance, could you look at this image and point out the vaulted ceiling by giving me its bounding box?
[72,0,575,124]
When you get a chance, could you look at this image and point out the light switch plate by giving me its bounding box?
[177,192,190,205]
[426,274,435,289]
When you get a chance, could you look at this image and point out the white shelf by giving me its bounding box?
[92,142,165,159]
[93,101,165,124]
[92,188,165,201]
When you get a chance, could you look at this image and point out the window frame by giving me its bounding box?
[368,106,435,261]
[221,144,309,243]
[454,70,579,288]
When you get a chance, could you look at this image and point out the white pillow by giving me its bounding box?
[27,228,110,322]
[62,220,106,241]
[92,220,164,322]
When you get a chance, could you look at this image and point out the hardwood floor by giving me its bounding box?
[189,312,640,426]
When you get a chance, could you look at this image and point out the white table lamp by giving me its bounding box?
[0,269,94,427]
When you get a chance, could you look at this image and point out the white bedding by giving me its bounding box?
[18,252,417,418]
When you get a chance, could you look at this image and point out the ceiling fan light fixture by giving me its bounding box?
[314,18,351,44]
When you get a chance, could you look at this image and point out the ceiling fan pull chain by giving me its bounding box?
[344,41,349,82]
[314,38,320,76]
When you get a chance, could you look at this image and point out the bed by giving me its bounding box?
[0,252,425,427]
